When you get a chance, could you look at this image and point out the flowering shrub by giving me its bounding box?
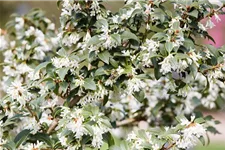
[0,0,225,150]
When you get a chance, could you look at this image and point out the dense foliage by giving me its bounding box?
[0,0,225,150]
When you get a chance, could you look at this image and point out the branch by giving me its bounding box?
[116,118,136,126]
[69,95,82,108]
[161,143,176,150]
[47,118,59,134]
[202,3,225,20]
[25,103,39,122]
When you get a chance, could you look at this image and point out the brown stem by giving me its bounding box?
[47,118,59,134]
[161,143,176,150]
[25,103,39,122]
[69,95,82,108]
[116,118,136,126]
[199,3,225,21]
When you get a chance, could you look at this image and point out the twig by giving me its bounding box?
[116,118,136,126]
[47,118,59,134]
[25,103,39,122]
[161,143,176,150]
[69,95,82,108]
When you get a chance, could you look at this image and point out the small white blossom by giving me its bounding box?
[15,17,24,30]
[52,57,78,68]
[214,13,221,22]
[0,34,8,51]
[206,18,215,29]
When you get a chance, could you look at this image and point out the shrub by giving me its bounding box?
[0,0,225,149]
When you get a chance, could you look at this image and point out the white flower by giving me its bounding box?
[58,133,68,146]
[105,79,114,87]
[169,17,181,29]
[62,0,72,8]
[79,87,108,105]
[90,0,101,16]
[206,18,215,29]
[92,126,104,148]
[177,122,206,149]
[63,109,86,139]
[0,121,3,139]
[198,22,206,31]
[176,116,206,149]
[111,15,119,24]
[75,78,85,86]
[214,13,221,22]
[25,26,35,37]
[17,63,33,74]
[116,66,124,75]
[159,54,174,74]
[141,39,159,52]
[126,78,146,94]
[83,31,91,42]
[22,117,40,134]
[52,56,78,68]
[6,81,30,106]
[145,3,154,15]
[47,23,55,30]
[188,49,202,65]
[39,110,53,126]
[62,32,80,47]
[178,85,191,97]
[0,34,8,51]
[21,141,44,150]
[35,29,45,43]
[69,32,80,44]
[15,17,24,30]
[202,95,216,109]
[66,117,85,138]
[127,131,145,149]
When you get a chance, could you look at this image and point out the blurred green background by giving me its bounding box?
[0,1,224,150]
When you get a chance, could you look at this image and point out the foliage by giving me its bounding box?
[0,0,225,150]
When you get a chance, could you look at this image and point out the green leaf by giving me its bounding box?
[175,53,189,59]
[215,95,225,109]
[83,78,96,91]
[194,117,205,124]
[98,51,111,64]
[121,31,139,42]
[131,9,142,17]
[190,63,198,77]
[3,141,16,150]
[133,91,145,102]
[111,34,121,45]
[84,124,94,135]
[46,80,56,90]
[207,126,220,134]
[152,101,164,116]
[57,0,62,8]
[199,136,206,146]
[96,19,108,28]
[175,115,186,123]
[57,67,69,81]
[14,129,31,148]
[188,9,199,18]
[152,32,167,40]
[165,42,173,53]
[59,81,69,93]
[34,61,51,75]
[87,36,101,46]
[151,57,162,79]
[100,142,109,150]
[109,58,118,68]
[31,133,52,147]
[95,67,106,76]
